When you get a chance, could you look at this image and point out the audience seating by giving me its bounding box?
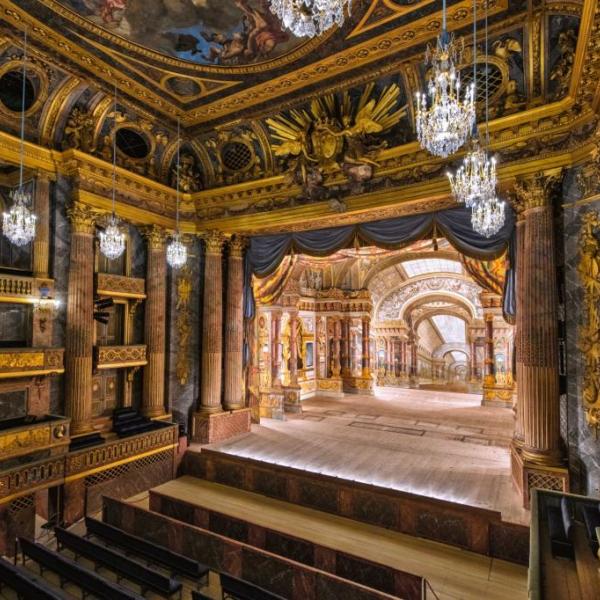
[191,592,213,600]
[581,502,600,554]
[547,499,574,560]
[217,573,287,600]
[86,516,209,582]
[18,537,143,600]
[0,556,69,599]
[55,526,182,598]
[112,407,169,438]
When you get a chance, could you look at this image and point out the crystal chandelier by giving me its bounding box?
[448,141,497,207]
[447,0,497,207]
[99,86,125,260]
[415,0,475,158]
[471,194,506,237]
[2,29,36,247]
[166,118,187,269]
[269,0,352,38]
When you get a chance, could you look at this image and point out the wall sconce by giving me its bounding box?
[34,284,60,333]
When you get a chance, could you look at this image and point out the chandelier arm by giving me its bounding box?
[18,29,27,190]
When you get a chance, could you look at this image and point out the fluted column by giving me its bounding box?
[288,311,299,386]
[514,172,562,465]
[513,210,527,444]
[484,313,495,382]
[271,310,282,386]
[332,319,342,377]
[199,232,225,414]
[223,236,245,411]
[141,226,167,417]
[361,317,371,377]
[33,173,51,278]
[65,203,96,435]
[341,317,351,376]
[470,340,478,381]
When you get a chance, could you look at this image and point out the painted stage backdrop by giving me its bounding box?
[59,0,304,65]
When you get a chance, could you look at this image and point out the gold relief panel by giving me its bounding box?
[0,349,65,378]
[95,345,147,370]
[96,273,146,299]
[0,416,70,462]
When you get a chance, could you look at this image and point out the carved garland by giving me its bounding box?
[578,210,600,434]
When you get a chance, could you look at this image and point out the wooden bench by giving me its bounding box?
[219,573,287,600]
[0,556,70,600]
[86,517,209,583]
[55,526,182,598]
[18,537,143,600]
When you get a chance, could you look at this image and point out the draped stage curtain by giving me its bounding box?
[244,205,516,320]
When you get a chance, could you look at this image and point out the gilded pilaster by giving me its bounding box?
[141,225,167,418]
[64,203,96,435]
[198,231,225,414]
[223,236,245,411]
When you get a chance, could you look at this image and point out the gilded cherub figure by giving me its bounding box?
[63,107,96,153]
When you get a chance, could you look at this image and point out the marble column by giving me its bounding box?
[409,334,418,385]
[33,173,51,278]
[223,236,245,411]
[513,210,527,445]
[288,311,299,386]
[514,172,563,466]
[484,314,496,382]
[332,319,342,377]
[271,310,282,386]
[341,317,351,376]
[141,226,167,418]
[470,340,478,382]
[65,203,96,436]
[198,232,225,414]
[361,317,371,377]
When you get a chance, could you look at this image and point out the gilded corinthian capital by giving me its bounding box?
[228,235,246,258]
[67,202,98,234]
[202,230,225,255]
[511,170,563,214]
[140,225,166,249]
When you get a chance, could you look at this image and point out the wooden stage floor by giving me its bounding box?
[153,476,529,600]
[204,387,529,526]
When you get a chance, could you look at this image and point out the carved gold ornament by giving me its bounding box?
[578,210,600,434]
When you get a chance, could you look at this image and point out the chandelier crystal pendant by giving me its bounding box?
[2,29,37,247]
[166,118,187,269]
[415,0,475,158]
[99,86,125,260]
[269,0,352,38]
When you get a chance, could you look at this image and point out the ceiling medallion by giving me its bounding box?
[269,0,352,38]
[415,0,475,158]
[3,29,36,247]
[167,118,187,270]
[99,85,125,261]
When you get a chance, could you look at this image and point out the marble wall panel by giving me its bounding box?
[562,169,600,497]
[166,237,202,434]
[241,550,295,599]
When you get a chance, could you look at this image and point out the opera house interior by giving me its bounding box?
[0,0,600,598]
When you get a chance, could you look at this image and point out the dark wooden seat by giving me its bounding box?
[547,506,574,559]
[18,537,143,600]
[55,526,182,598]
[191,592,213,600]
[0,556,70,599]
[86,517,209,581]
[219,573,287,600]
[581,503,600,554]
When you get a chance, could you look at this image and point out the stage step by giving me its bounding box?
[149,476,528,600]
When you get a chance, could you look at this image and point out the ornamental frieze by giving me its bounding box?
[96,274,146,299]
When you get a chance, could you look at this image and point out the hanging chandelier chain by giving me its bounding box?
[111,84,117,218]
[473,0,476,116]
[18,29,27,190]
[485,0,490,147]
[175,117,181,233]
[442,0,447,32]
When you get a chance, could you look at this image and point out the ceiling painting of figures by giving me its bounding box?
[58,0,308,65]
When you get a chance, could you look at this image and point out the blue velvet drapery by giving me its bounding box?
[244,205,516,320]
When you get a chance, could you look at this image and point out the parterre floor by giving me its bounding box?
[206,386,529,526]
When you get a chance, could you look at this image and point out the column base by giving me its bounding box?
[481,382,515,408]
[317,378,344,397]
[283,385,302,414]
[191,408,251,444]
[259,388,285,420]
[510,443,569,509]
[343,376,374,395]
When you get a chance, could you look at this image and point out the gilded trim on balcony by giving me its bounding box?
[0,348,65,379]
[96,273,146,299]
[95,345,147,370]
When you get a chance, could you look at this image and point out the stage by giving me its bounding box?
[198,387,528,526]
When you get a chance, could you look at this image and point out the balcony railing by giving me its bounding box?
[0,416,70,461]
[0,348,64,379]
[96,273,146,299]
[95,344,147,369]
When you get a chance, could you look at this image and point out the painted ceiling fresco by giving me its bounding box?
[58,0,306,65]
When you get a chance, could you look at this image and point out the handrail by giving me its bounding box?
[422,579,441,600]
